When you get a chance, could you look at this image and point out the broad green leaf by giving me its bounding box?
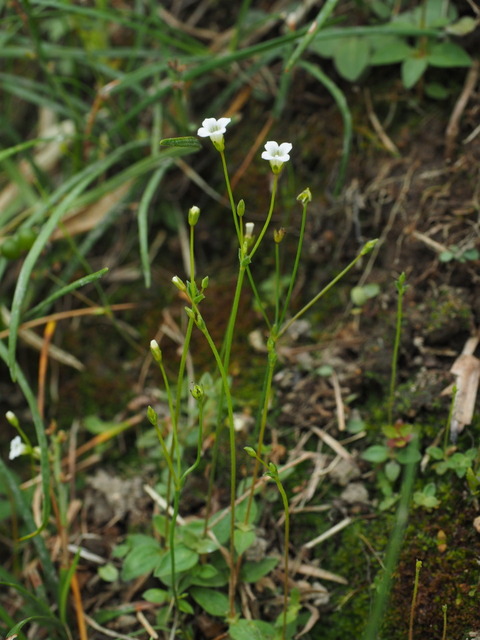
[425,82,450,100]
[401,56,428,88]
[240,557,279,583]
[446,16,478,36]
[427,41,472,68]
[98,563,119,582]
[229,618,276,640]
[234,527,256,556]
[369,36,413,65]
[334,36,370,81]
[361,445,390,463]
[236,497,258,525]
[154,544,199,580]
[190,587,230,617]
[384,460,401,483]
[121,539,164,581]
[143,588,169,604]
[212,511,230,544]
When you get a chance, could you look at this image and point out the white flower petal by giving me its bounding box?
[9,435,27,460]
[197,117,231,139]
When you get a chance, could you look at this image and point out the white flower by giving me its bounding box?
[261,141,292,173]
[9,435,27,460]
[245,222,255,238]
[197,117,231,151]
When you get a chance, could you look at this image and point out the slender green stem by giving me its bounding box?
[441,604,448,640]
[219,150,241,243]
[276,479,290,640]
[279,197,309,327]
[408,559,422,640]
[244,341,277,524]
[190,308,238,617]
[362,437,418,640]
[244,450,290,640]
[181,389,205,482]
[246,266,271,329]
[274,243,281,325]
[249,174,279,260]
[388,272,407,427]
[278,240,378,339]
[204,265,246,532]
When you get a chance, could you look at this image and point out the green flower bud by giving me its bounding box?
[237,199,245,217]
[188,206,200,226]
[147,406,158,426]
[273,228,286,244]
[172,275,187,292]
[6,411,19,428]
[361,238,378,256]
[150,339,162,363]
[190,384,204,399]
[244,446,257,458]
[201,276,209,290]
[297,188,312,204]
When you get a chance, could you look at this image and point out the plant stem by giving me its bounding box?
[191,309,238,617]
[279,196,309,327]
[278,239,377,339]
[408,559,422,640]
[388,272,407,427]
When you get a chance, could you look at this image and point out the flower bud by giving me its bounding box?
[190,384,204,400]
[172,275,187,292]
[245,222,255,238]
[6,411,19,428]
[150,339,162,363]
[273,228,286,244]
[297,187,312,204]
[244,446,257,458]
[188,206,200,226]
[201,276,209,290]
[237,199,245,217]
[147,405,158,426]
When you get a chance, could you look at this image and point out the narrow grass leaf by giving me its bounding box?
[0,343,54,567]
[25,268,109,319]
[138,167,169,288]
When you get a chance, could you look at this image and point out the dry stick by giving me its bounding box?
[37,320,56,420]
[445,59,480,160]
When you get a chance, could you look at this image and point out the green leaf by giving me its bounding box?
[425,82,450,100]
[396,446,422,464]
[234,527,257,556]
[121,538,164,581]
[446,16,478,36]
[143,588,169,604]
[160,136,202,148]
[361,445,390,463]
[384,459,401,483]
[236,497,258,525]
[402,55,428,88]
[334,36,371,81]
[212,511,231,544]
[229,618,276,640]
[427,41,472,67]
[426,446,444,460]
[369,36,413,65]
[241,557,279,583]
[154,544,199,580]
[98,563,119,582]
[190,587,230,617]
